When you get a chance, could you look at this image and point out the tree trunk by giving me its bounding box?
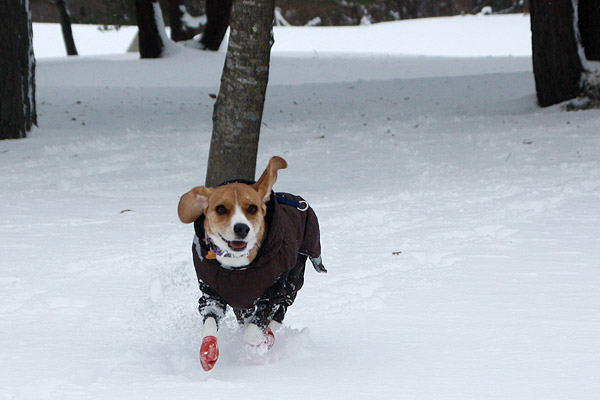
[168,0,196,42]
[135,0,164,58]
[56,0,78,56]
[530,0,583,107]
[578,0,600,61]
[205,0,276,187]
[199,0,232,51]
[0,0,37,140]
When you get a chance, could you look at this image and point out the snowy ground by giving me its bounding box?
[2,14,600,400]
[32,13,531,58]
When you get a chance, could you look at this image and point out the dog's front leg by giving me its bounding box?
[243,264,304,348]
[198,282,226,371]
[202,316,218,337]
[200,317,219,371]
[243,320,280,347]
[243,300,280,349]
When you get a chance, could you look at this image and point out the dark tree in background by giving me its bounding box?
[30,0,529,27]
[205,0,276,186]
[577,0,600,102]
[530,0,600,107]
[529,0,583,107]
[135,0,164,58]
[199,0,232,51]
[56,0,78,56]
[168,0,196,41]
[578,0,600,61]
[0,0,37,140]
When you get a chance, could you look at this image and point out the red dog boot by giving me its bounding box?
[244,324,276,350]
[264,327,275,350]
[200,336,219,371]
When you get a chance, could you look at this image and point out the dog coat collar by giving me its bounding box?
[203,233,256,268]
[275,195,309,211]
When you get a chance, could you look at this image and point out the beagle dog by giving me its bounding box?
[178,156,325,371]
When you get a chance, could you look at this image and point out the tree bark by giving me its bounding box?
[0,0,37,140]
[200,0,233,51]
[56,0,78,56]
[135,0,164,58]
[530,0,583,107]
[205,0,276,187]
[578,0,600,61]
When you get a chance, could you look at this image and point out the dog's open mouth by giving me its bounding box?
[220,235,248,252]
[228,240,247,251]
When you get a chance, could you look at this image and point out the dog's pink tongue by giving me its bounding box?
[230,241,246,249]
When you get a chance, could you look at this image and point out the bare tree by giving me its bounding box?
[168,0,196,42]
[530,0,600,107]
[56,0,78,56]
[199,0,233,51]
[135,0,164,58]
[205,0,276,186]
[578,0,600,61]
[0,0,37,140]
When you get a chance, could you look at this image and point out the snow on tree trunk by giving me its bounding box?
[56,0,78,56]
[168,0,184,41]
[135,0,164,58]
[529,0,584,107]
[0,0,37,140]
[205,0,276,187]
[168,0,196,41]
[199,0,232,51]
[274,7,291,26]
[153,1,180,56]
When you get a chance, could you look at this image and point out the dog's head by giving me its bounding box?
[178,156,287,267]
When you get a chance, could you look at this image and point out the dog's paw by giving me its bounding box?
[243,323,266,346]
[244,323,275,351]
[200,335,219,371]
[268,320,281,333]
[263,327,275,350]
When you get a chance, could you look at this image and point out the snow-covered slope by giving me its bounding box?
[33,13,531,58]
[2,14,600,400]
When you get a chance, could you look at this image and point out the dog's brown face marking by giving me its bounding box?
[178,156,288,267]
[202,183,267,246]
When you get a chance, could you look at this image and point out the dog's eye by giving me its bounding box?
[247,204,258,214]
[215,205,228,215]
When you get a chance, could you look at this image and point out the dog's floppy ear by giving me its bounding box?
[178,186,213,223]
[253,156,287,203]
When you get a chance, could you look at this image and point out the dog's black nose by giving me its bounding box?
[233,223,250,239]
